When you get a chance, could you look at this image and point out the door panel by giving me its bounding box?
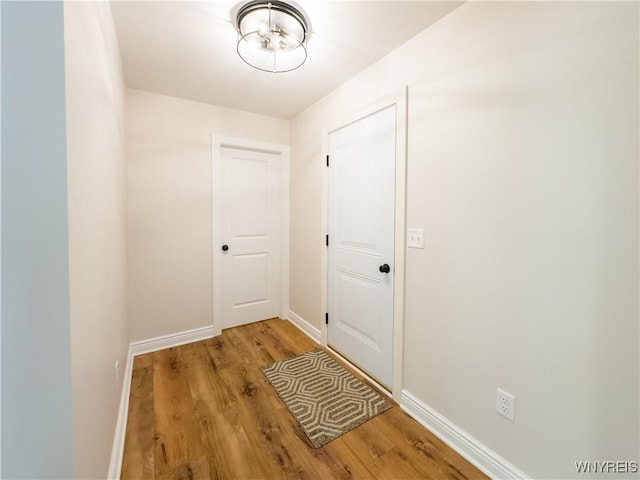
[328,106,396,388]
[231,157,268,236]
[221,147,281,329]
[231,253,268,306]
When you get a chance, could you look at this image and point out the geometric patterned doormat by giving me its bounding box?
[261,349,392,448]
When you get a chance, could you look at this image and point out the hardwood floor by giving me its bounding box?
[121,318,488,480]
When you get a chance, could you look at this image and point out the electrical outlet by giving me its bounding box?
[496,388,515,421]
[407,228,424,249]
[115,360,120,387]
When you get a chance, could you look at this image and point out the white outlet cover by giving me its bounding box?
[407,228,424,249]
[496,388,515,421]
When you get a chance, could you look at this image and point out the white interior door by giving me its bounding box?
[327,105,396,388]
[220,147,282,329]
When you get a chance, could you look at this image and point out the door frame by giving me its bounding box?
[321,88,408,402]
[211,135,290,336]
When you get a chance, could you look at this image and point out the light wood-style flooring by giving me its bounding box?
[121,318,488,479]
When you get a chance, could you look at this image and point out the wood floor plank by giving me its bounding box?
[274,407,375,480]
[135,352,154,369]
[374,407,479,480]
[155,456,210,480]
[180,342,235,412]
[246,319,302,361]
[204,335,234,371]
[181,342,269,480]
[153,348,204,476]
[122,318,489,480]
[367,446,438,480]
[315,437,377,479]
[339,412,396,466]
[266,318,317,353]
[226,322,277,367]
[121,361,155,480]
[217,329,315,479]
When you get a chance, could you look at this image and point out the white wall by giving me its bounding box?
[1,2,74,477]
[289,2,639,478]
[126,89,289,341]
[64,2,129,478]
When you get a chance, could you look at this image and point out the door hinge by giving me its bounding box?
[325,313,329,325]
[325,234,329,246]
[326,155,329,167]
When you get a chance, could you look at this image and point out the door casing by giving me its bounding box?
[212,135,290,336]
[321,88,408,401]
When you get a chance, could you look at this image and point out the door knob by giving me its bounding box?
[379,263,390,273]
[221,244,229,252]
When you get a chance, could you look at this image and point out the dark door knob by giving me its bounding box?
[221,244,229,252]
[379,263,390,273]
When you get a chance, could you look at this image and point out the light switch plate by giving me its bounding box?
[407,228,424,249]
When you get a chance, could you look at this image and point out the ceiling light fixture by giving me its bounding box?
[234,1,310,73]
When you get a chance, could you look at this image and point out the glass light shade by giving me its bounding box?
[235,1,309,73]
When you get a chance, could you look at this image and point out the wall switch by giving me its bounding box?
[407,228,424,249]
[496,388,515,421]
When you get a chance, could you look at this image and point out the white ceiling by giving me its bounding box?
[111,1,462,119]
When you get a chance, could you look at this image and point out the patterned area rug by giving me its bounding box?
[261,349,392,448]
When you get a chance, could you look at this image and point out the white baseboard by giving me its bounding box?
[108,325,216,478]
[400,390,529,480]
[286,310,321,343]
[130,325,215,356]
[107,344,133,480]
